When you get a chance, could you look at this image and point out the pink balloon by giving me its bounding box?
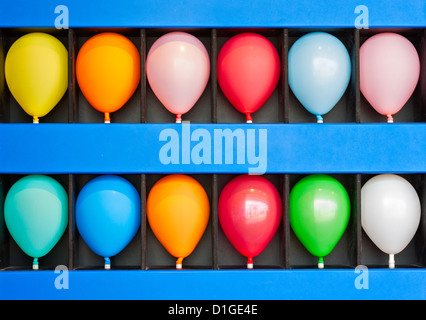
[147,32,210,123]
[360,33,420,123]
[218,175,282,269]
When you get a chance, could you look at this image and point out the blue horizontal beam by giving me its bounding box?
[0,0,425,28]
[0,269,425,300]
[0,123,425,174]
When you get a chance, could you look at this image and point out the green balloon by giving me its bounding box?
[4,175,68,268]
[289,175,350,267]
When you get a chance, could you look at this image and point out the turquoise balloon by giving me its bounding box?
[4,175,68,267]
[288,32,351,123]
[0,177,4,244]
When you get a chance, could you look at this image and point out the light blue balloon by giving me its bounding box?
[4,175,68,267]
[76,175,140,267]
[289,32,351,122]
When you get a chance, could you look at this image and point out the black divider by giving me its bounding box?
[0,29,9,123]
[210,29,219,270]
[0,27,425,271]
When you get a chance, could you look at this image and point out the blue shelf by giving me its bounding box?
[0,123,425,174]
[0,0,425,28]
[0,269,425,300]
[1,0,425,302]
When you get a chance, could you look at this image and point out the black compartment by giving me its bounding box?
[72,28,142,124]
[287,28,358,124]
[216,173,286,269]
[145,174,213,269]
[71,173,143,270]
[359,173,426,268]
[216,28,284,124]
[359,28,426,123]
[287,173,359,269]
[0,174,70,270]
[1,28,69,124]
[146,28,212,124]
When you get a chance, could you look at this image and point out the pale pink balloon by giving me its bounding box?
[360,33,420,123]
[147,32,210,123]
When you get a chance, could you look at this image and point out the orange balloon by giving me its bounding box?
[147,174,210,269]
[76,33,140,123]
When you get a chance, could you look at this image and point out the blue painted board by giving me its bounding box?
[0,0,425,28]
[0,269,425,300]
[0,123,425,174]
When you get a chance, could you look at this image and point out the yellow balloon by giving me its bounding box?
[5,33,68,123]
[0,44,5,97]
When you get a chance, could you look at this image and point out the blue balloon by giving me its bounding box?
[288,32,351,123]
[76,175,140,268]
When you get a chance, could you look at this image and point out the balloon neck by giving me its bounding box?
[104,112,111,124]
[318,257,324,269]
[176,114,182,124]
[33,116,39,124]
[316,115,323,123]
[104,257,111,270]
[32,257,39,270]
[389,254,395,269]
[386,114,394,123]
[176,257,183,270]
[247,257,253,269]
[246,113,253,124]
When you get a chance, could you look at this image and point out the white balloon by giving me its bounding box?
[361,174,421,268]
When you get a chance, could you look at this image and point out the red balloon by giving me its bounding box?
[218,175,282,268]
[217,33,280,123]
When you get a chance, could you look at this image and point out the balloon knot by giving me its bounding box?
[104,257,111,269]
[318,257,324,269]
[246,113,253,123]
[33,116,39,124]
[176,257,183,269]
[104,112,111,123]
[389,254,395,269]
[316,115,323,123]
[386,114,394,123]
[33,257,39,270]
[247,257,254,269]
[176,114,182,123]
